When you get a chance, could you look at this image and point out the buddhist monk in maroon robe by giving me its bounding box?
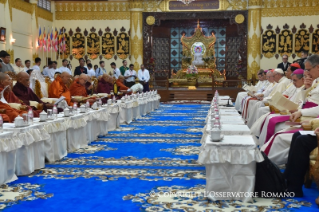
[97,74,112,94]
[13,72,53,112]
[69,74,95,103]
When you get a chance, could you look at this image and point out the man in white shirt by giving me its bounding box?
[138,64,150,92]
[57,59,71,75]
[111,62,121,79]
[87,63,96,77]
[124,64,137,87]
[24,60,31,72]
[84,59,91,70]
[42,61,53,77]
[12,58,24,74]
[96,61,111,78]
[47,61,57,81]
[32,57,41,72]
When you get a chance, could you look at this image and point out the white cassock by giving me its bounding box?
[246,82,277,128]
[258,85,304,144]
[260,79,319,165]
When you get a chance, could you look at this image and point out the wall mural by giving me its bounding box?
[262,29,276,58]
[116,32,130,60]
[72,32,85,59]
[102,32,115,59]
[262,23,319,59]
[87,32,100,60]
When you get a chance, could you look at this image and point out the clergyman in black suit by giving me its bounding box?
[74,58,88,76]
[277,54,291,72]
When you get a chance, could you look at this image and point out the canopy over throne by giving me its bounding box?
[181,20,216,69]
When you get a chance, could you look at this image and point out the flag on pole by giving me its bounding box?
[47,28,51,51]
[50,28,53,51]
[62,29,66,52]
[38,26,42,49]
[43,27,47,52]
[54,27,58,52]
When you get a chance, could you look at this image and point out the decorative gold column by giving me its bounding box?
[247,0,262,80]
[130,0,144,71]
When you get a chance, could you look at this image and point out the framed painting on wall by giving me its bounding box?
[0,27,6,42]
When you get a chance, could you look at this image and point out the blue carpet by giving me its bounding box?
[2,104,319,211]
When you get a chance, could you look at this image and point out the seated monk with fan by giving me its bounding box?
[0,73,28,122]
[69,74,95,103]
[12,72,54,112]
[49,72,75,105]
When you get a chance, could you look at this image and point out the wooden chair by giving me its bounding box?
[91,77,98,94]
[45,77,52,95]
[34,79,43,99]
[302,120,319,207]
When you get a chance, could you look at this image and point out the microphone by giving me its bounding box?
[226,98,234,107]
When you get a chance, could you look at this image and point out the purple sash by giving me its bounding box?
[303,101,318,109]
[264,128,301,155]
[265,115,290,143]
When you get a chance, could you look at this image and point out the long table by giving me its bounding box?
[198,96,263,202]
[0,95,161,184]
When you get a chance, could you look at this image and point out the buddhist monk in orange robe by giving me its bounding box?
[69,74,95,103]
[0,101,27,122]
[48,72,72,105]
[116,76,132,94]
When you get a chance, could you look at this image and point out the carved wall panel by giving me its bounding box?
[59,33,70,60]
[116,32,130,60]
[312,29,319,55]
[102,32,115,60]
[278,29,293,56]
[226,37,241,77]
[72,32,85,59]
[262,30,276,58]
[87,32,100,60]
[295,29,310,57]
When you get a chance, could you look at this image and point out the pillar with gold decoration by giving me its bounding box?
[247,0,262,80]
[129,0,144,71]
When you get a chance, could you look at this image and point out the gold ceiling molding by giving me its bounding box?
[224,0,247,10]
[0,0,6,4]
[262,0,317,8]
[12,0,33,15]
[262,6,319,17]
[55,11,130,20]
[37,7,53,22]
[248,0,262,7]
[55,1,130,20]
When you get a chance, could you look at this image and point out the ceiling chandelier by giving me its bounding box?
[178,0,196,5]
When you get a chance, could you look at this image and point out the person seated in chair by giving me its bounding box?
[69,74,95,103]
[12,72,54,111]
[49,72,74,105]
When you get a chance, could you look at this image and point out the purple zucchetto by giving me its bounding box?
[293,69,304,75]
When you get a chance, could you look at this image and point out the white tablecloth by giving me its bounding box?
[119,102,133,124]
[0,131,20,184]
[63,113,88,152]
[132,101,141,120]
[85,108,109,142]
[4,123,50,176]
[198,135,263,202]
[35,118,68,163]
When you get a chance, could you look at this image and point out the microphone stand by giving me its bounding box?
[226,98,234,107]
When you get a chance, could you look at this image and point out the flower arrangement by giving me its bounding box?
[186,65,198,78]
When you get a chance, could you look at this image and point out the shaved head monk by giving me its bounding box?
[13,72,53,112]
[0,73,28,122]
[69,74,95,103]
[49,72,72,105]
[116,75,129,91]
[97,74,113,94]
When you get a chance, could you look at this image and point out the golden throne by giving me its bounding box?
[169,21,225,87]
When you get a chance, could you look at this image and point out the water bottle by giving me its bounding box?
[214,115,221,130]
[0,115,3,133]
[113,95,116,104]
[28,108,33,124]
[73,102,78,114]
[98,98,102,108]
[86,100,90,110]
[53,105,58,119]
